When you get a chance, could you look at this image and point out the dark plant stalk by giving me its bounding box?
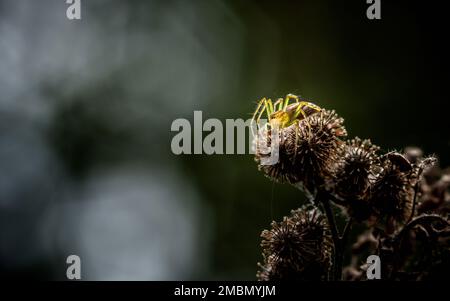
[318,191,340,280]
[407,181,420,224]
[339,217,353,279]
[317,190,353,281]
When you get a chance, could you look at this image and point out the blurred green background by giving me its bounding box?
[0,0,449,280]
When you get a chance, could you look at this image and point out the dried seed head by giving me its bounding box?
[257,207,333,280]
[369,154,414,225]
[254,110,346,195]
[253,127,302,184]
[402,147,437,183]
[409,155,438,191]
[416,156,438,179]
[334,137,380,200]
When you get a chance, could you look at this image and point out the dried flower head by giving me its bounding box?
[369,153,414,226]
[334,137,380,199]
[257,207,333,280]
[253,126,302,184]
[254,110,346,195]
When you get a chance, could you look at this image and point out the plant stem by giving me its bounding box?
[318,191,353,281]
[407,181,420,224]
[339,217,353,278]
[319,193,341,280]
[321,197,339,245]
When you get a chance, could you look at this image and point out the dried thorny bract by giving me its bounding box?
[254,110,347,195]
[257,207,333,281]
[253,96,450,281]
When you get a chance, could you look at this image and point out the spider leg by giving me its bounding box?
[251,98,267,137]
[267,98,274,116]
[293,105,312,137]
[293,120,299,164]
[258,98,274,154]
[256,98,274,123]
[298,101,322,114]
[251,98,266,123]
[253,98,275,141]
[283,93,300,111]
[296,101,322,137]
[273,98,283,111]
[252,98,270,155]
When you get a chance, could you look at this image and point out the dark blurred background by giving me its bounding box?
[0,0,449,280]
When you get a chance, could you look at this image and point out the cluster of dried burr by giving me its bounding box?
[254,109,450,280]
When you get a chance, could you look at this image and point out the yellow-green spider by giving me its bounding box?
[252,93,321,131]
[251,94,322,160]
